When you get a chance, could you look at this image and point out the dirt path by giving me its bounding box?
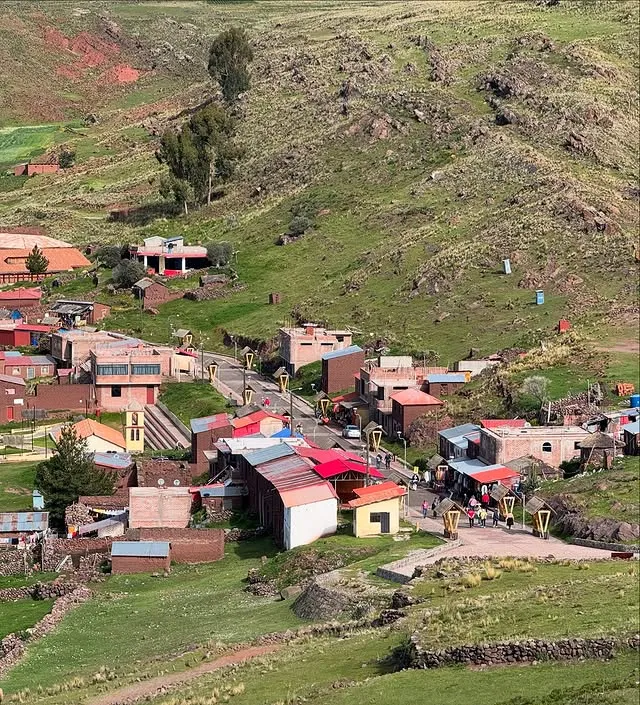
[89,644,280,705]
[596,339,639,355]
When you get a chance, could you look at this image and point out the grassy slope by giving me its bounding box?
[113,559,639,705]
[0,599,55,640]
[159,381,230,425]
[0,460,38,512]
[541,456,640,524]
[0,1,636,362]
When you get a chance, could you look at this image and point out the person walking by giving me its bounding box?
[385,453,392,471]
[492,508,499,527]
[467,507,475,528]
[479,507,487,528]
[421,499,429,518]
[506,512,514,530]
[375,454,382,470]
[432,497,439,517]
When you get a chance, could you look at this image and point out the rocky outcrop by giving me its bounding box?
[292,572,385,620]
[404,633,640,670]
[546,496,640,544]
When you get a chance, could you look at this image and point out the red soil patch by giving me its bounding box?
[69,31,120,68]
[45,27,122,82]
[101,64,140,84]
[44,27,69,51]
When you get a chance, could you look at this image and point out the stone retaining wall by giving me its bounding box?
[571,538,639,553]
[0,581,77,603]
[0,586,92,678]
[0,549,34,577]
[376,540,462,584]
[405,632,640,670]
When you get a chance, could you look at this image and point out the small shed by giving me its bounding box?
[579,432,624,469]
[347,481,406,538]
[132,278,170,309]
[622,421,639,456]
[111,540,171,574]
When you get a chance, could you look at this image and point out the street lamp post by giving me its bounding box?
[363,422,382,487]
[289,387,302,435]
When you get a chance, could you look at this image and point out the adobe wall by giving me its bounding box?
[128,527,224,563]
[32,383,94,411]
[111,554,170,574]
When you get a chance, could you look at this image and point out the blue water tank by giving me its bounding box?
[535,290,544,305]
[630,393,640,409]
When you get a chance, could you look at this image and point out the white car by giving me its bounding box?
[342,424,361,439]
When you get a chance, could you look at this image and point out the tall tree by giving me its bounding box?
[208,27,254,104]
[35,425,116,528]
[25,245,49,275]
[156,104,241,211]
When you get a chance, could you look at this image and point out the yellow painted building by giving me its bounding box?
[124,403,145,453]
[347,481,406,538]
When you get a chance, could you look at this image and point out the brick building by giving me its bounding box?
[111,541,171,574]
[190,413,234,473]
[0,351,56,380]
[278,324,353,375]
[390,388,444,437]
[0,287,42,309]
[0,323,53,348]
[321,345,364,394]
[425,373,467,397]
[48,300,111,328]
[132,278,171,309]
[478,425,590,468]
[127,527,224,564]
[136,458,193,488]
[14,154,60,177]
[0,373,26,423]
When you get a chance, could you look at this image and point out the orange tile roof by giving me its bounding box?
[390,388,443,406]
[0,247,90,275]
[56,419,126,449]
[347,480,406,507]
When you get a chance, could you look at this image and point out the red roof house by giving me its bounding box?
[313,457,384,502]
[480,419,527,430]
[390,388,444,436]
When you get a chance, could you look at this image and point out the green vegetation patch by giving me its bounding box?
[160,381,231,425]
[0,598,54,640]
[0,460,37,512]
[0,124,63,167]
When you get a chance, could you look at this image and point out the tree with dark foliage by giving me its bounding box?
[208,27,254,104]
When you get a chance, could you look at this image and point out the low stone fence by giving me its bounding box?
[0,586,92,678]
[404,632,640,670]
[0,548,34,577]
[571,538,639,554]
[0,581,77,603]
[376,541,462,584]
[224,527,267,542]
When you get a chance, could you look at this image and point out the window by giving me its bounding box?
[26,367,35,380]
[377,386,384,400]
[370,513,382,523]
[41,366,49,375]
[97,364,128,376]
[130,429,135,441]
[12,367,20,376]
[542,442,552,453]
[574,441,581,450]
[131,412,138,426]
[135,429,140,441]
[321,342,333,346]
[300,342,313,346]
[111,386,122,398]
[131,364,161,375]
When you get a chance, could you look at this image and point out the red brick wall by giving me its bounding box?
[27,164,59,176]
[32,383,94,411]
[130,528,224,563]
[321,350,365,394]
[0,378,25,424]
[191,425,234,473]
[392,401,439,435]
[90,303,111,323]
[111,554,170,574]
[427,381,464,397]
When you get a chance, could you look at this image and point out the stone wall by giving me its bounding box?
[0,548,34,577]
[0,586,91,679]
[292,572,384,621]
[571,537,639,553]
[404,632,640,670]
[42,537,113,572]
[0,581,78,603]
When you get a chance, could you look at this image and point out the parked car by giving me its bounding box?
[342,424,361,439]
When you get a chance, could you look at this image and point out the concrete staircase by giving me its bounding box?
[144,404,190,451]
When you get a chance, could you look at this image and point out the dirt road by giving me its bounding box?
[89,644,280,705]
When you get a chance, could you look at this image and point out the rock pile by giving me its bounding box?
[184,283,245,302]
[405,633,640,669]
[0,581,78,603]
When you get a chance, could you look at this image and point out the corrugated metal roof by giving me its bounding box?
[77,513,127,536]
[439,423,480,440]
[480,419,527,429]
[470,467,519,485]
[313,458,384,480]
[93,452,133,470]
[622,420,640,434]
[447,458,490,476]
[271,428,303,438]
[427,373,467,383]
[348,481,406,507]
[111,541,170,558]
[256,455,336,507]
[0,511,49,532]
[391,389,443,405]
[321,345,363,361]
[245,443,295,467]
[190,413,231,434]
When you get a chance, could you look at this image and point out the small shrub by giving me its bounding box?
[482,563,502,581]
[460,573,482,589]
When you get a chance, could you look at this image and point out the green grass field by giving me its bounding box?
[160,381,231,425]
[0,460,38,512]
[0,124,63,167]
[0,598,55,640]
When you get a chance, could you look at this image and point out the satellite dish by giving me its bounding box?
[173,479,180,486]
[157,478,165,486]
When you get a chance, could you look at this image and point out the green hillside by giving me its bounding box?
[0,0,638,359]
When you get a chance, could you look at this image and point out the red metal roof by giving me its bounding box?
[470,467,520,484]
[480,419,527,430]
[391,389,443,406]
[294,446,365,466]
[256,455,337,508]
[313,458,384,480]
[16,324,52,332]
[347,480,406,507]
[232,409,288,429]
[0,288,42,301]
[330,390,361,403]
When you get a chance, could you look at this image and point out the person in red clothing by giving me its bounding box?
[467,507,475,528]
[421,500,429,518]
[481,491,490,506]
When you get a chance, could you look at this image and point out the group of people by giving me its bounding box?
[420,493,515,530]
[375,453,393,472]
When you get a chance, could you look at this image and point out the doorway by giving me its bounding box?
[380,512,390,534]
[146,386,155,404]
